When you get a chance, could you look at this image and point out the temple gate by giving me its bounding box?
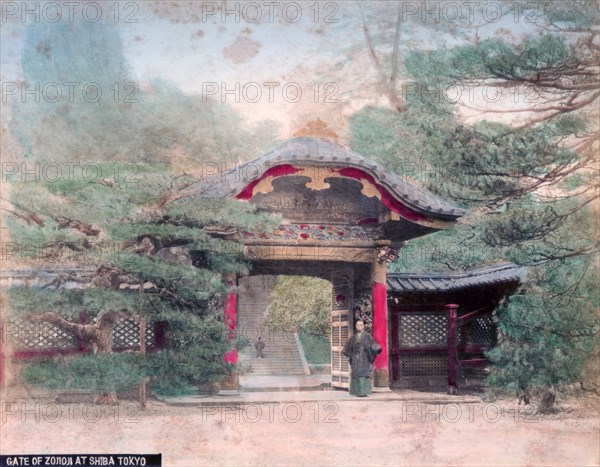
[195,137,467,390]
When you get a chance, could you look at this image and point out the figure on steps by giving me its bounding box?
[255,336,266,358]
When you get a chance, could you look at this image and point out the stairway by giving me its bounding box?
[237,276,307,376]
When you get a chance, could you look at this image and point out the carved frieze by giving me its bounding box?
[251,176,388,224]
[243,244,375,263]
[241,223,377,242]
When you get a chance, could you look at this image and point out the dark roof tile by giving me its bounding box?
[195,137,466,220]
[387,263,526,293]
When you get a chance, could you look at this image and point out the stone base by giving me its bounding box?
[372,386,392,393]
[373,369,389,388]
[219,373,239,391]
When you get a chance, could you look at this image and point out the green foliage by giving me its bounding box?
[425,122,581,206]
[7,17,282,396]
[9,288,141,320]
[349,106,452,181]
[16,289,232,395]
[487,258,599,391]
[540,0,599,28]
[5,217,88,258]
[23,353,149,393]
[351,109,587,212]
[405,35,571,86]
[267,276,331,337]
[110,254,225,301]
[298,329,331,365]
[145,313,231,395]
[351,21,599,395]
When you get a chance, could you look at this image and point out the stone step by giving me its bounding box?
[246,364,303,368]
[241,359,304,364]
[247,373,307,377]
[240,347,301,352]
[237,277,306,377]
[241,366,305,370]
[240,354,302,358]
[241,364,304,369]
[245,363,305,368]
[242,360,302,364]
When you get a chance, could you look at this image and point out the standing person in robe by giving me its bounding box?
[342,320,382,397]
[255,336,265,358]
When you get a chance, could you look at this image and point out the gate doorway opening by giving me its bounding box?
[237,274,335,390]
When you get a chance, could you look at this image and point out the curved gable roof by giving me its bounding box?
[197,137,466,221]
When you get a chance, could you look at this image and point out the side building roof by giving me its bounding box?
[386,263,526,293]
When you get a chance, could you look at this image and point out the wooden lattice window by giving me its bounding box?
[399,313,448,346]
[400,355,448,377]
[112,318,156,348]
[9,320,78,350]
[460,314,495,347]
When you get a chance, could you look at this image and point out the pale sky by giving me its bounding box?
[1,1,542,138]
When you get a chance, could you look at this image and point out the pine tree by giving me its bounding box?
[349,0,599,409]
[3,17,280,400]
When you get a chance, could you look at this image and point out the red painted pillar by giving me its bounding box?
[221,273,239,391]
[223,273,238,365]
[446,304,459,395]
[372,255,389,388]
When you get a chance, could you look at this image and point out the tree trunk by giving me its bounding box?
[537,389,556,414]
[517,386,531,405]
[27,310,127,404]
[93,318,115,354]
[95,392,118,405]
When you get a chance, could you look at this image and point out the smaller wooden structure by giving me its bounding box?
[387,263,525,392]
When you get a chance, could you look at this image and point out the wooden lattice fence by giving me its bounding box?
[7,317,164,358]
[391,304,496,390]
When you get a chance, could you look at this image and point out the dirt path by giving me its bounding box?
[2,397,599,466]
